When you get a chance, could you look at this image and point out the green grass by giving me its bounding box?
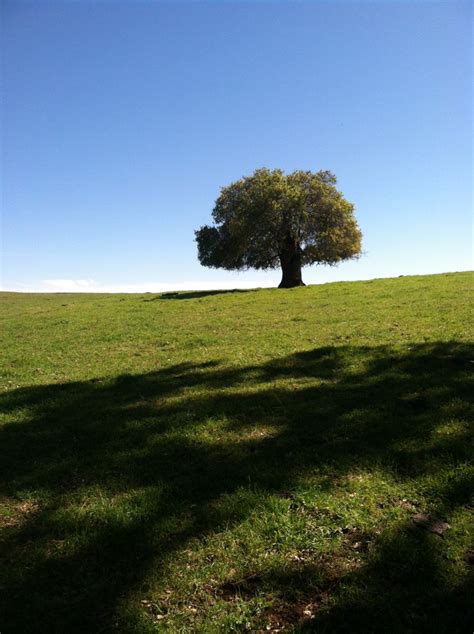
[0,271,473,633]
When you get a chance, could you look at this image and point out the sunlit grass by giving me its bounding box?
[0,272,473,632]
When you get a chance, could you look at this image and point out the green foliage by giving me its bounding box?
[195,168,362,271]
[0,272,473,633]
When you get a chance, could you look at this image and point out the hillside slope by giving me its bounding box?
[1,272,473,633]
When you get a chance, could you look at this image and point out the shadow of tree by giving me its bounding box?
[0,342,472,632]
[147,289,254,301]
[249,521,474,633]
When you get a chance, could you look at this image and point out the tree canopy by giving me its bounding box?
[195,168,362,287]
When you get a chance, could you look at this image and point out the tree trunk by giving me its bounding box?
[278,241,305,288]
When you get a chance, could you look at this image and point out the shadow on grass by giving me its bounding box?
[0,342,472,632]
[147,288,254,300]
[248,521,474,634]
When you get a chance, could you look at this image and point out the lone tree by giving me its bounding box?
[195,168,362,288]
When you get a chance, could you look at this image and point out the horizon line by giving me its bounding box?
[1,270,471,295]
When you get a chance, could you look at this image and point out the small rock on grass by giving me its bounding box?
[412,513,450,537]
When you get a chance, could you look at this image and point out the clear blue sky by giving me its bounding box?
[1,0,472,292]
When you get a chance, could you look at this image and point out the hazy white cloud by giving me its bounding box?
[2,278,276,293]
[42,279,98,290]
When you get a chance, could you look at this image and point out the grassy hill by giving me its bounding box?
[1,271,473,633]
